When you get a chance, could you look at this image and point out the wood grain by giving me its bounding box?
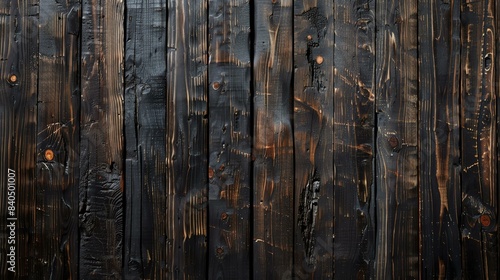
[124,0,167,279]
[333,0,376,278]
[253,0,294,278]
[166,0,208,278]
[460,0,498,278]
[0,0,38,278]
[79,0,124,278]
[419,0,462,278]
[208,0,252,278]
[35,0,80,278]
[375,0,419,278]
[292,1,334,279]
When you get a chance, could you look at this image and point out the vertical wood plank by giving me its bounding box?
[35,0,80,278]
[460,0,498,278]
[419,0,462,278]
[375,0,419,278]
[166,0,208,278]
[79,0,124,278]
[253,0,294,278]
[124,0,167,279]
[292,0,335,278]
[207,0,252,278]
[332,0,376,278]
[0,0,38,277]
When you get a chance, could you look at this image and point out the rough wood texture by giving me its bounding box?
[35,0,80,278]
[79,0,124,278]
[0,0,38,278]
[208,0,252,278]
[333,0,375,278]
[460,0,498,278]
[253,0,294,278]
[166,0,208,278]
[292,1,334,279]
[375,0,419,278]
[419,0,462,278]
[124,0,167,279]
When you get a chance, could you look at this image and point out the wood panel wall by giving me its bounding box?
[0,0,499,279]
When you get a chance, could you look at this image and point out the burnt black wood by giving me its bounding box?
[0,0,498,279]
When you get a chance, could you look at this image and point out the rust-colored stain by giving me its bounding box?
[306,34,312,41]
[208,167,214,179]
[221,212,228,220]
[44,149,55,161]
[480,215,491,227]
[315,56,324,65]
[8,74,17,83]
[212,81,221,90]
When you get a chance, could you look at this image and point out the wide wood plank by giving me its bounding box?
[418,0,462,278]
[460,0,498,278]
[124,0,167,279]
[0,0,38,277]
[207,0,252,278]
[79,0,124,278]
[166,0,208,278]
[332,0,376,278]
[292,1,335,279]
[35,0,80,278]
[253,0,294,278]
[375,0,419,278]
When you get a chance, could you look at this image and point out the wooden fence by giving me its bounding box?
[0,0,499,279]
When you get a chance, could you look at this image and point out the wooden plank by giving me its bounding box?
[166,0,208,278]
[292,1,334,279]
[35,0,80,278]
[124,0,167,279]
[207,0,252,278]
[79,0,124,278]
[253,0,294,278]
[418,0,462,278]
[460,0,498,278]
[332,0,376,278]
[0,0,38,277]
[374,0,419,278]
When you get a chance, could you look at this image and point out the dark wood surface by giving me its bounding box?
[208,0,252,278]
[0,0,499,279]
[79,0,124,278]
[166,0,208,278]
[293,1,334,279]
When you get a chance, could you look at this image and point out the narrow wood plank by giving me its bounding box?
[166,0,208,278]
[375,0,419,278]
[332,0,376,278]
[0,0,38,277]
[253,0,294,278]
[419,0,462,278]
[207,0,252,278]
[79,0,124,278]
[35,0,80,278]
[291,1,334,278]
[460,0,498,278]
[124,0,167,279]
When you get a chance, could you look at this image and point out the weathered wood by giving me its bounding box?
[419,0,462,278]
[208,0,252,278]
[79,0,124,278]
[460,0,498,278]
[166,0,208,278]
[375,0,419,278]
[124,0,167,279]
[253,0,294,278]
[0,0,38,278]
[292,1,334,279]
[332,0,376,278]
[35,0,80,278]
